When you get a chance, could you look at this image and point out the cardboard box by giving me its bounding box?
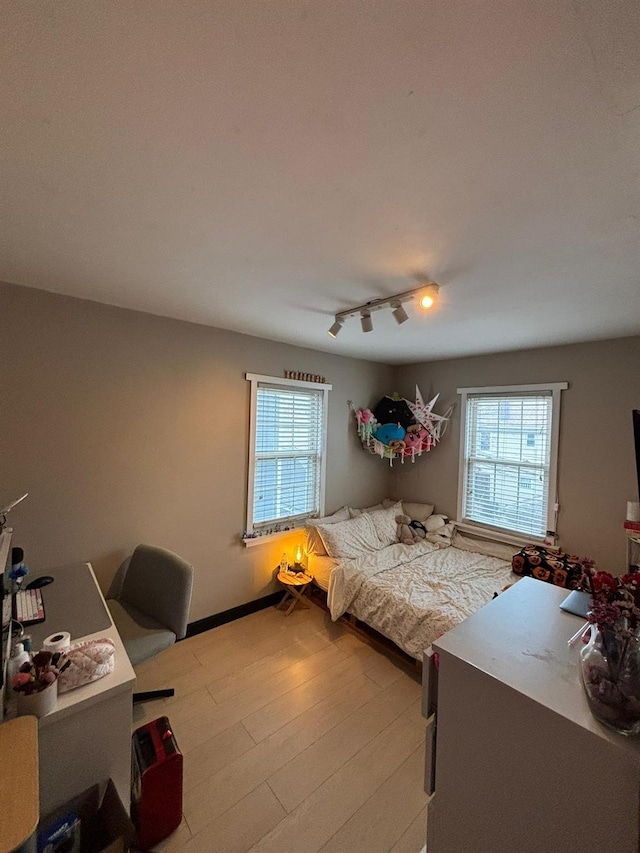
[38,780,134,853]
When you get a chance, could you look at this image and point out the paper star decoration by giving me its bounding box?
[405,386,452,440]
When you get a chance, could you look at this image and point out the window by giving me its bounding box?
[457,383,567,540]
[246,374,331,536]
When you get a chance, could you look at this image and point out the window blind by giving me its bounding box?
[253,384,324,528]
[462,392,553,537]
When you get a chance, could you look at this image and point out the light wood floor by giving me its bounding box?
[132,600,428,853]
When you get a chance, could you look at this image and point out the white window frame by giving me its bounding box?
[456,382,568,545]
[245,373,331,543]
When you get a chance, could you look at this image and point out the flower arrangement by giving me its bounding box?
[579,560,640,637]
[578,560,640,735]
[12,650,67,696]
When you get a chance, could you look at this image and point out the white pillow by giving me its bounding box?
[305,507,350,555]
[348,500,390,519]
[367,502,403,547]
[315,513,380,559]
[403,501,435,523]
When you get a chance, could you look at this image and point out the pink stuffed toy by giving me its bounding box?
[404,427,431,457]
[356,409,377,443]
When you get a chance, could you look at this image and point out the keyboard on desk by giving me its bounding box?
[14,588,46,625]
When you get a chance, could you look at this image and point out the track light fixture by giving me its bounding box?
[327,281,440,337]
[392,302,409,325]
[327,318,343,338]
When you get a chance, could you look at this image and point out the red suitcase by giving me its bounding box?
[131,716,183,850]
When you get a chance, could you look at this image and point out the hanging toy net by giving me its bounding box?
[350,386,454,467]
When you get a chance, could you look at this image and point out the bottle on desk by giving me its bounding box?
[7,642,31,683]
[280,552,289,574]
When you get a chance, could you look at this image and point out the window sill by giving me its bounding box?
[454,521,547,548]
[243,529,303,548]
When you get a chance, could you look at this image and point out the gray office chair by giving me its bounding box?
[107,544,194,702]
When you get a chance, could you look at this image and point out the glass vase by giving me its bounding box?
[580,626,640,736]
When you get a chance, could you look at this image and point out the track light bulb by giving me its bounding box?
[360,310,373,333]
[419,284,439,310]
[392,302,409,325]
[328,318,343,338]
[419,294,434,309]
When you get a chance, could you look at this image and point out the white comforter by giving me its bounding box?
[328,541,516,659]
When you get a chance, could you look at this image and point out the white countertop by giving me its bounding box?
[8,563,135,729]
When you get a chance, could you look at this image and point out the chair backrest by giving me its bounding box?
[120,544,194,639]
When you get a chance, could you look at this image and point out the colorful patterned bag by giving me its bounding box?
[511,545,583,589]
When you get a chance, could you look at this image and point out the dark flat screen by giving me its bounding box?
[27,563,112,649]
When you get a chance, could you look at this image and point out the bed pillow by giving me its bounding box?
[305,506,350,556]
[402,501,435,522]
[367,502,403,547]
[315,513,380,559]
[348,501,390,519]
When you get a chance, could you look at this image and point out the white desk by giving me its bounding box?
[20,563,135,816]
[423,577,640,852]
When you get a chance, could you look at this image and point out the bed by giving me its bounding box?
[306,506,518,660]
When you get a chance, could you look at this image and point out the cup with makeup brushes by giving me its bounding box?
[12,650,66,718]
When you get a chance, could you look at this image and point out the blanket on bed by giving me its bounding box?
[328,540,438,620]
[328,542,516,659]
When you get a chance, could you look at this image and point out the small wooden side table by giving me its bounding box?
[277,571,313,616]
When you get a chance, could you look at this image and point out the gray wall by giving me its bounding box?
[0,282,393,620]
[2,279,637,621]
[392,337,640,571]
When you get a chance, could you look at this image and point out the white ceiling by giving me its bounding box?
[2,1,639,364]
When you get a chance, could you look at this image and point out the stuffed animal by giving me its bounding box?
[425,513,447,533]
[424,514,456,543]
[410,519,428,537]
[356,408,377,442]
[359,408,374,422]
[396,513,427,545]
[372,396,415,430]
[374,422,406,446]
[403,427,428,457]
[388,438,406,454]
